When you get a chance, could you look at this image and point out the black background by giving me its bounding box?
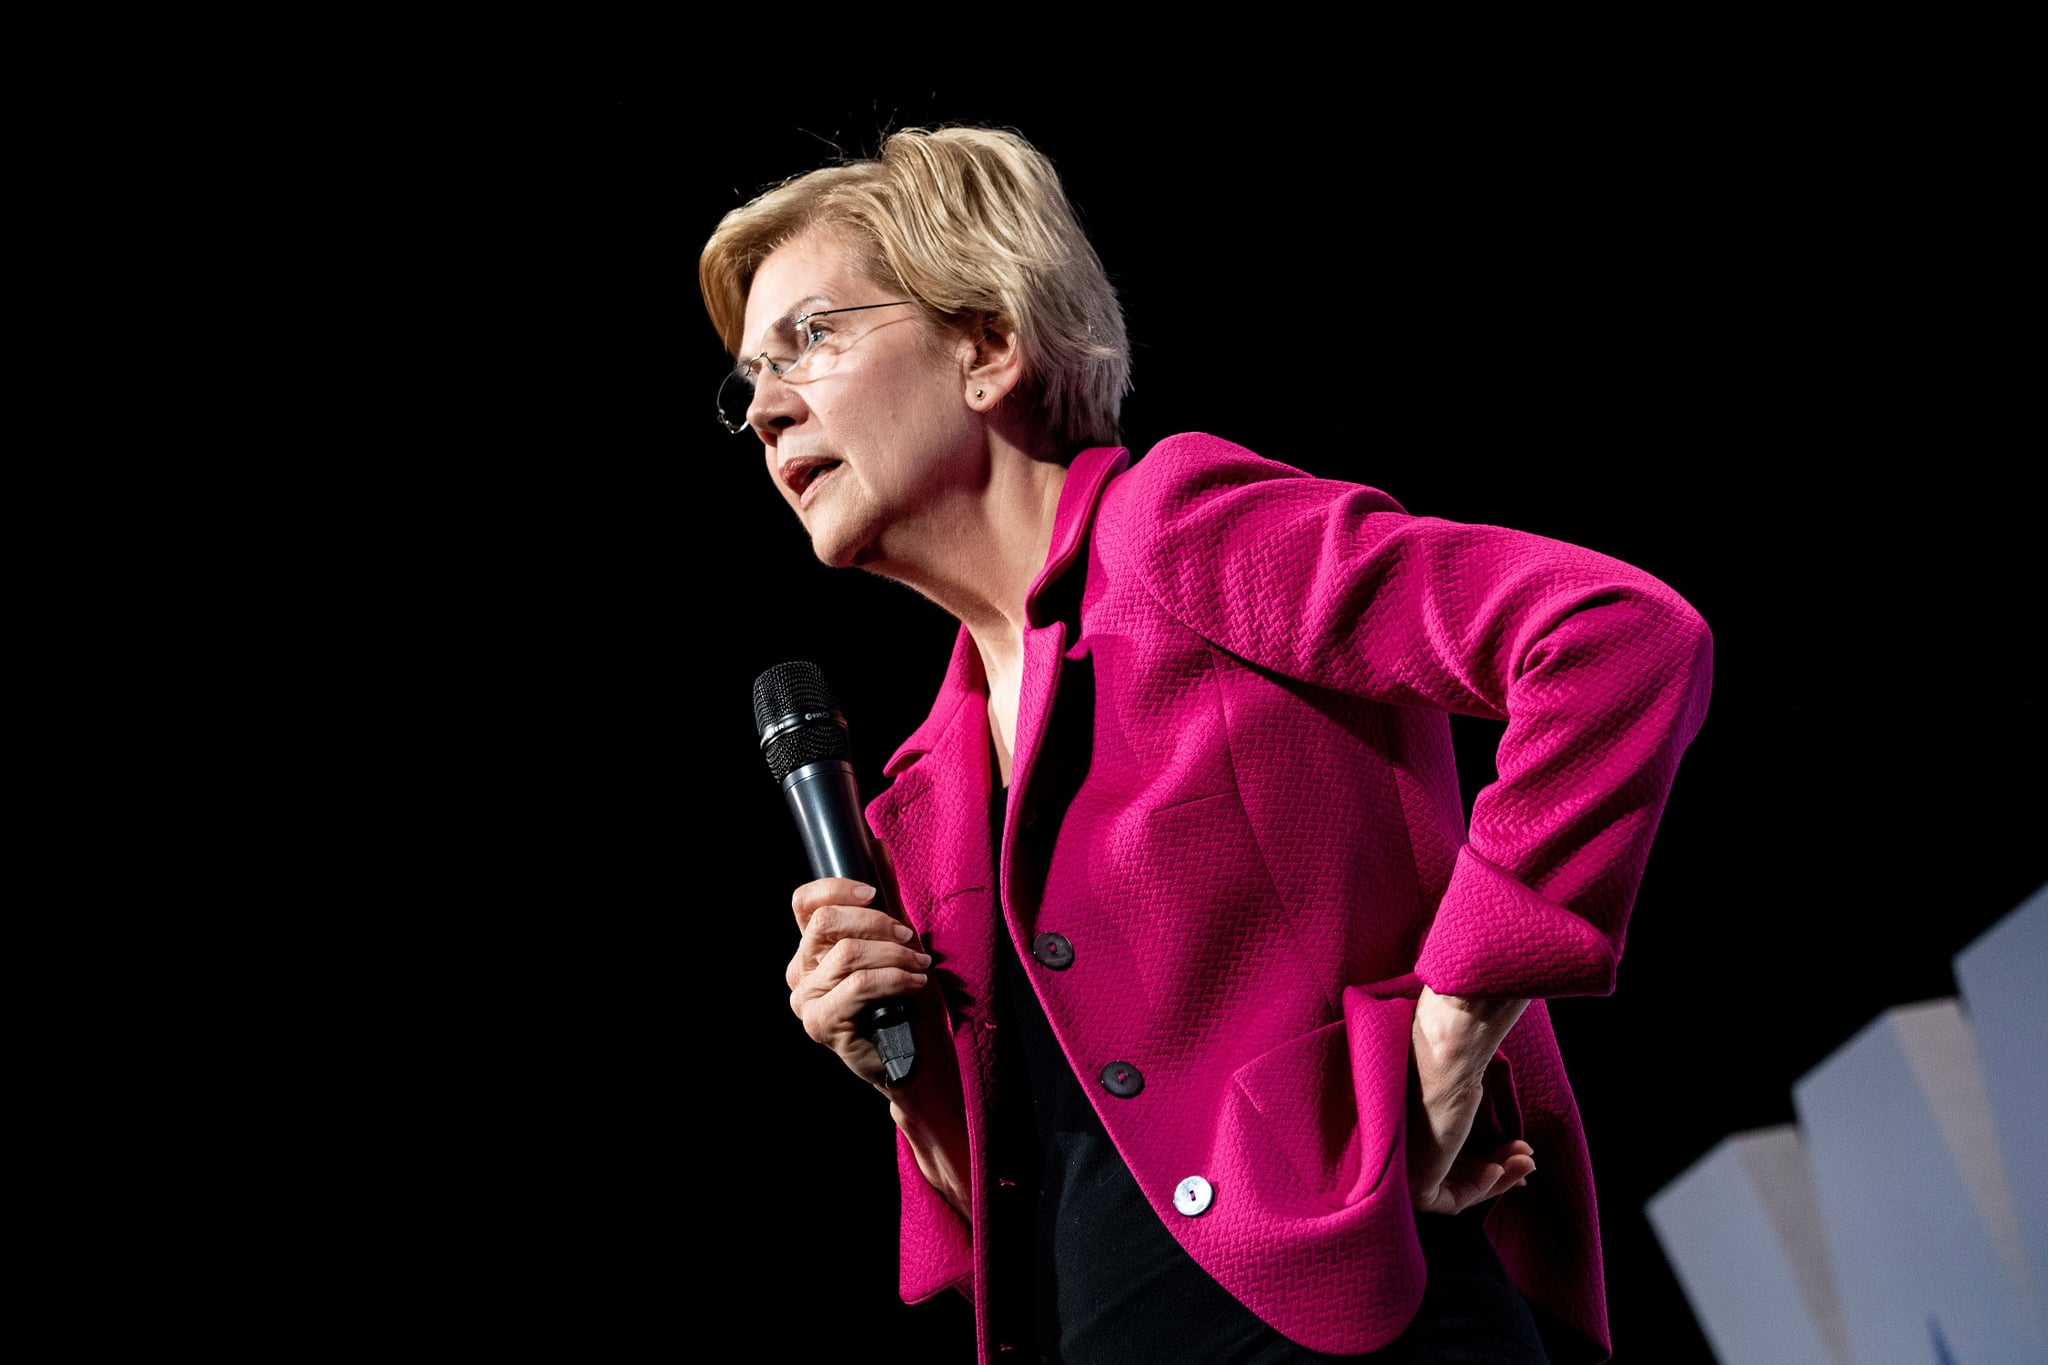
[316,69,2038,1362]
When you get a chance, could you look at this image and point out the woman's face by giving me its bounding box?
[739,228,982,571]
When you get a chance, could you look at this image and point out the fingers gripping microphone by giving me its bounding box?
[753,661,918,1085]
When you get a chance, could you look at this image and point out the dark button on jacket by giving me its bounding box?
[1098,1061,1144,1098]
[1030,932,1075,970]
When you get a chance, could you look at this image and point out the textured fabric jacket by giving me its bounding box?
[865,435,1714,1362]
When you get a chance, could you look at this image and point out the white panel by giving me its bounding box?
[1953,881,2048,1306]
[1793,1000,2047,1365]
[1647,1126,1851,1365]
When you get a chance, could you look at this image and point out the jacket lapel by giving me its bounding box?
[1002,443,1129,934]
[862,444,1132,1016]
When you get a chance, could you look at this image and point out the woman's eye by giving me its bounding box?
[797,324,827,354]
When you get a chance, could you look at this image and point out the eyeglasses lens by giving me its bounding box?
[718,364,758,433]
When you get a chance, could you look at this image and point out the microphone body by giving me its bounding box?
[781,759,885,889]
[754,662,918,1085]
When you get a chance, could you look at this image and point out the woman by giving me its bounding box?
[701,126,1711,1363]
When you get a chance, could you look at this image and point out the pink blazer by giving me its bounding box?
[865,435,1713,1361]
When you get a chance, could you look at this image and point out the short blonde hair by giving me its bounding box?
[699,126,1130,452]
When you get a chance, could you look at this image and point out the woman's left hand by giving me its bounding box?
[1407,985,1536,1216]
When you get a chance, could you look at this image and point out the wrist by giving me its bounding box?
[1413,986,1527,1086]
[888,1077,970,1221]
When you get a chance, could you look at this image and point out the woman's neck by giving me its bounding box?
[881,448,1068,667]
[868,443,1066,790]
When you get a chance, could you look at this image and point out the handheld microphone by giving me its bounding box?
[752,660,918,1085]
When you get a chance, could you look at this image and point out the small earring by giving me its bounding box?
[974,389,985,400]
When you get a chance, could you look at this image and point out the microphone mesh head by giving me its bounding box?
[752,660,851,783]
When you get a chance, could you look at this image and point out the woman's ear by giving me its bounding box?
[964,313,1023,411]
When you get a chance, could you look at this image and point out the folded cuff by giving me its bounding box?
[896,1128,973,1304]
[1412,845,1621,999]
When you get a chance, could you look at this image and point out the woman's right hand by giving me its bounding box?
[786,877,932,1091]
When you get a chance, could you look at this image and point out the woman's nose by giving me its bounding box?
[744,365,802,443]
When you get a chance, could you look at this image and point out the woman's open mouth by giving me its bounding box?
[782,456,843,506]
[797,460,841,507]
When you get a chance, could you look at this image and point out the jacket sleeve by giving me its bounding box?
[1122,434,1714,999]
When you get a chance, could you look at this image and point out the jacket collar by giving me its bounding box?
[1026,443,1130,627]
[881,444,1129,777]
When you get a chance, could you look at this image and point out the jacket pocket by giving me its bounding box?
[1227,988,1415,1211]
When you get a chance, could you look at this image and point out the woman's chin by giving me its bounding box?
[804,520,870,571]
[800,495,896,572]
